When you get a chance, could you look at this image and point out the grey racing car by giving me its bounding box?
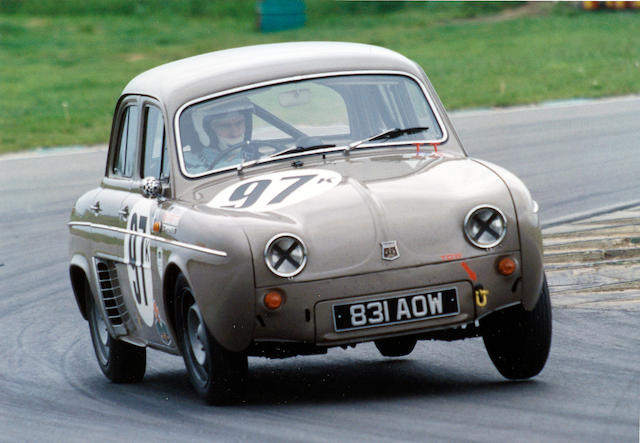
[68,41,551,404]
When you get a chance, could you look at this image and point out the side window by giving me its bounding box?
[141,106,169,179]
[112,105,140,177]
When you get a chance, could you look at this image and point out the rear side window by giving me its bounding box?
[112,105,139,177]
[141,106,169,179]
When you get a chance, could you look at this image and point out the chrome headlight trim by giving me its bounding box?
[464,205,507,249]
[264,233,308,278]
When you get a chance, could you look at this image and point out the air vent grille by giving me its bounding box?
[94,259,129,329]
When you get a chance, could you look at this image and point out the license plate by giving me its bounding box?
[332,288,459,332]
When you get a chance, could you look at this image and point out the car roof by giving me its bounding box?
[122,42,425,112]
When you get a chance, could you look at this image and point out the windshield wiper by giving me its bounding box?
[346,126,430,152]
[236,143,337,174]
[269,143,337,159]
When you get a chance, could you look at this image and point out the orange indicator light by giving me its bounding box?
[152,221,161,233]
[497,257,516,276]
[264,290,284,310]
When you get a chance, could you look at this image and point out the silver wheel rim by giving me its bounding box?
[92,301,110,365]
[187,304,207,367]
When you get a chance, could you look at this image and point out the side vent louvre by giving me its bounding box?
[94,259,129,334]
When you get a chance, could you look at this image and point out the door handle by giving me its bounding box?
[89,201,102,215]
[118,206,129,221]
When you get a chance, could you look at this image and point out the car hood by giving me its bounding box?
[187,152,519,287]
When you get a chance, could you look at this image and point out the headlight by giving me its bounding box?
[464,205,507,249]
[264,234,307,277]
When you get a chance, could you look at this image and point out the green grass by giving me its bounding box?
[1,1,639,153]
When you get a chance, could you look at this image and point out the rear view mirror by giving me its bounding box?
[278,88,311,107]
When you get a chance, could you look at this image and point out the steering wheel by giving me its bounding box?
[209,141,283,168]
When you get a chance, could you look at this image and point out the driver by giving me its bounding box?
[183,98,253,173]
[207,110,248,151]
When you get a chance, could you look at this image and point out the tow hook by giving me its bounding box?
[474,285,489,307]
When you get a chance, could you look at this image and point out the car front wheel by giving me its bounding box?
[175,274,247,404]
[87,288,146,383]
[481,275,552,379]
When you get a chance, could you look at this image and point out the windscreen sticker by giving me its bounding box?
[207,169,342,211]
[124,199,155,326]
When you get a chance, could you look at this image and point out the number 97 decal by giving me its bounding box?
[124,199,155,326]
[207,169,341,211]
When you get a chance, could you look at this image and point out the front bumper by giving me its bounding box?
[252,252,528,347]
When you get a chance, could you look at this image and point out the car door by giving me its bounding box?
[88,96,142,338]
[120,100,173,346]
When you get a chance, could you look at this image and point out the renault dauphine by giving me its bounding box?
[68,42,551,404]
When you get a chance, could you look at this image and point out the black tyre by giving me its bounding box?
[87,289,146,383]
[175,274,247,405]
[481,276,552,380]
[374,335,417,357]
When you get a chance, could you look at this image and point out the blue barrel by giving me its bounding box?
[257,0,306,32]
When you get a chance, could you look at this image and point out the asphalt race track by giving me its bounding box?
[454,96,640,226]
[1,97,639,442]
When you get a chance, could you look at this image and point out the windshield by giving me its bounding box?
[177,74,446,176]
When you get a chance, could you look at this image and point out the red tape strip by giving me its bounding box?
[461,261,477,281]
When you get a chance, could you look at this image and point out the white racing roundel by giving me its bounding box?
[208,169,342,211]
[124,199,155,326]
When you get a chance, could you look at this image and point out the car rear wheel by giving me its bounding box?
[481,275,552,379]
[87,288,146,383]
[374,336,417,357]
[175,274,247,405]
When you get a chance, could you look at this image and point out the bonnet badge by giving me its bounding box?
[381,241,400,261]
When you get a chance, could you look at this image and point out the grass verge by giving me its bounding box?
[1,2,639,153]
